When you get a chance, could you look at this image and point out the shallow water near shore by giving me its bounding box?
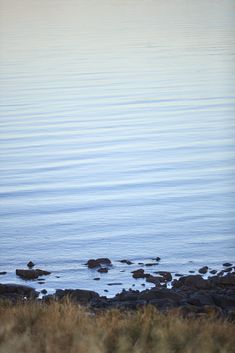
[0,0,235,296]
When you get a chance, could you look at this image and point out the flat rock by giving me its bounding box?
[16,269,51,280]
[0,271,7,275]
[223,263,232,267]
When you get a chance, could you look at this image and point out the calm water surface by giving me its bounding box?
[0,0,235,295]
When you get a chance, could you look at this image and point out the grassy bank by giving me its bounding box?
[0,301,234,353]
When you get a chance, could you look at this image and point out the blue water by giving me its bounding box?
[0,0,235,296]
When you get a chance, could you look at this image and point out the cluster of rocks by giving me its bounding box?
[1,258,234,320]
[1,267,234,321]
[44,271,235,320]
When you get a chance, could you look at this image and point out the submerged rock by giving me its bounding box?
[0,271,7,275]
[210,270,217,275]
[132,269,145,279]
[98,268,108,273]
[198,266,208,274]
[223,263,232,267]
[16,269,51,280]
[155,271,172,281]
[119,260,134,265]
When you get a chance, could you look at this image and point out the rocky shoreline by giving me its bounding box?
[1,259,235,320]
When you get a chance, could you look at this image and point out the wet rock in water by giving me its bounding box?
[198,266,208,274]
[93,278,100,280]
[107,283,123,286]
[27,261,35,268]
[155,271,172,281]
[132,269,145,279]
[223,262,232,267]
[120,270,125,272]
[173,275,211,290]
[223,267,233,273]
[119,259,134,265]
[0,271,7,275]
[16,269,51,280]
[175,273,183,277]
[156,257,161,261]
[104,289,109,292]
[145,275,161,285]
[56,276,60,278]
[55,289,99,303]
[138,262,144,265]
[98,268,108,273]
[86,258,112,269]
[141,283,145,286]
[38,281,45,284]
[41,289,47,295]
[0,283,38,300]
[210,270,217,275]
[189,270,195,273]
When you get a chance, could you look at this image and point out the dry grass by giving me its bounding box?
[0,300,234,353]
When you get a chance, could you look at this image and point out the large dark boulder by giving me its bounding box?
[145,275,162,285]
[187,292,215,306]
[0,283,38,299]
[209,274,235,287]
[55,289,100,303]
[173,275,211,290]
[211,293,235,309]
[139,288,184,303]
[114,290,140,302]
[16,269,51,280]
